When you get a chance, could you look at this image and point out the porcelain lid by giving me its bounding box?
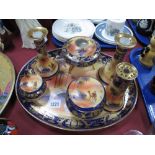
[116,62,138,80]
[68,77,105,108]
[64,36,98,58]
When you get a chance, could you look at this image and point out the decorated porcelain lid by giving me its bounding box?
[68,77,105,109]
[116,62,138,80]
[20,74,43,93]
[64,36,98,58]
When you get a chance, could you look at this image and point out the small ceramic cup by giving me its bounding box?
[105,19,126,37]
[19,70,46,100]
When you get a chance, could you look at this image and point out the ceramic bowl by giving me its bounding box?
[19,73,46,99]
[66,77,106,119]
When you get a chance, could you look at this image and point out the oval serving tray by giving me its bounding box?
[0,52,15,115]
[16,49,138,131]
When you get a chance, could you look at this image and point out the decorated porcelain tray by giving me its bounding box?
[0,52,15,114]
[130,48,155,124]
[16,49,138,131]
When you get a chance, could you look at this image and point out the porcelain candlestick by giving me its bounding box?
[98,33,137,84]
[28,27,58,79]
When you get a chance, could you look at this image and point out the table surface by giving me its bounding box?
[1,34,152,135]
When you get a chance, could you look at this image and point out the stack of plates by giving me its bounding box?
[52,19,96,43]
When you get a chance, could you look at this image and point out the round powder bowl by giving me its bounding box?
[66,77,106,119]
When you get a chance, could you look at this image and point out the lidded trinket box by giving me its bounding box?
[66,77,106,119]
[62,36,101,67]
[19,69,46,100]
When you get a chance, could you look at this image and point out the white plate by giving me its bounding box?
[52,19,95,42]
[95,21,133,45]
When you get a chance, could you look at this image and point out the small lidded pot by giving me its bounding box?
[19,69,46,100]
[104,62,138,112]
[62,36,100,67]
[66,77,106,119]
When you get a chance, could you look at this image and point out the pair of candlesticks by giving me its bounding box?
[19,26,138,113]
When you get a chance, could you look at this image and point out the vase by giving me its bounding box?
[104,62,138,112]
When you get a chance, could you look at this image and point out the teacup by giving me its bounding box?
[105,19,126,37]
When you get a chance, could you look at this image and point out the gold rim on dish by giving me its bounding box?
[28,27,48,40]
[115,33,137,49]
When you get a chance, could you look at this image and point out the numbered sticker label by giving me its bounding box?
[50,99,61,108]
